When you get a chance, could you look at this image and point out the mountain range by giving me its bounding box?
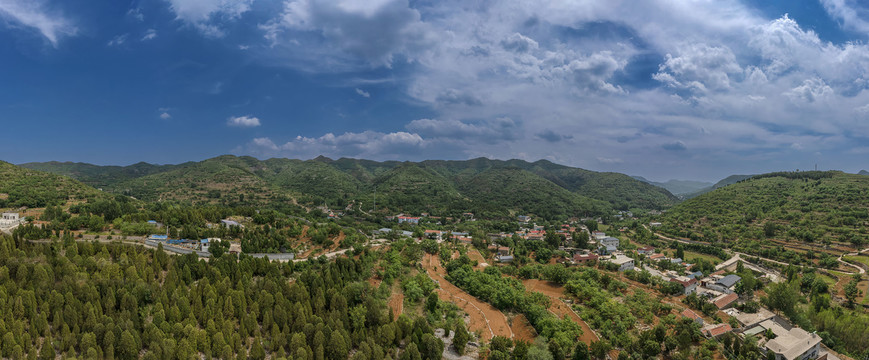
[20,155,680,219]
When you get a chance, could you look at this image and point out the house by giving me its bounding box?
[600,236,620,248]
[716,274,742,289]
[424,230,443,241]
[228,242,242,254]
[0,212,22,227]
[592,231,607,240]
[149,234,169,241]
[713,293,738,310]
[517,215,531,223]
[221,219,241,228]
[703,324,732,338]
[670,258,683,264]
[649,222,662,227]
[681,309,704,325]
[725,307,776,328]
[573,253,599,264]
[599,245,618,255]
[498,255,514,263]
[496,246,510,256]
[397,216,420,224]
[200,239,210,252]
[637,246,655,255]
[649,253,666,261]
[670,277,698,295]
[744,319,821,360]
[608,255,635,272]
[687,271,704,279]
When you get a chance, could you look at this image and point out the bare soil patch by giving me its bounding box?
[522,279,599,346]
[510,314,537,343]
[423,254,513,341]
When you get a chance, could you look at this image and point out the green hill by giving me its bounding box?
[458,167,610,219]
[108,156,286,205]
[658,171,869,247]
[0,161,106,208]
[632,176,713,196]
[21,155,680,217]
[20,161,179,189]
[682,174,754,199]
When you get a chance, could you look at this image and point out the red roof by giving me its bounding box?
[649,254,666,260]
[704,324,732,337]
[638,246,654,251]
[573,253,599,262]
[714,293,738,309]
[681,309,701,321]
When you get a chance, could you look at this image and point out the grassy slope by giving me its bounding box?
[659,171,869,245]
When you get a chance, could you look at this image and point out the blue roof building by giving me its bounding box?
[717,274,742,288]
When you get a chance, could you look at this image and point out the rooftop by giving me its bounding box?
[717,274,742,288]
[713,293,738,309]
[758,320,822,360]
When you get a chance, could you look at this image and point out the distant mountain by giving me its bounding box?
[23,155,679,218]
[681,174,754,199]
[659,171,869,246]
[0,161,106,208]
[19,161,180,189]
[631,176,712,196]
[859,170,869,175]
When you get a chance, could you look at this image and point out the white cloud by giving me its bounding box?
[164,0,253,37]
[821,0,869,34]
[107,34,128,46]
[160,112,172,120]
[355,88,370,98]
[142,29,157,41]
[233,1,869,179]
[0,0,76,46]
[227,115,261,127]
[242,131,428,159]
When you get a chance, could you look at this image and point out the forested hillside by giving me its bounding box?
[22,155,679,218]
[658,171,869,247]
[0,161,107,208]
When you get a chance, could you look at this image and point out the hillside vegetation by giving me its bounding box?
[0,161,106,208]
[658,171,869,247]
[21,155,679,218]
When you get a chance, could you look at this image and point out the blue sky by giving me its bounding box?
[2,0,869,181]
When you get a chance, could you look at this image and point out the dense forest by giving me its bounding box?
[0,230,457,360]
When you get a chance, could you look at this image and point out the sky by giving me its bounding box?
[1,0,869,182]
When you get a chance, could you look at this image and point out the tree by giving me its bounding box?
[118,330,137,360]
[453,322,470,355]
[675,244,685,260]
[589,341,610,360]
[250,337,266,360]
[572,342,589,360]
[420,333,444,360]
[426,292,439,314]
[575,231,589,249]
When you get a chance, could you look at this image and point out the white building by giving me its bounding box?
[600,236,620,248]
[608,255,635,272]
[744,319,821,360]
[0,212,22,227]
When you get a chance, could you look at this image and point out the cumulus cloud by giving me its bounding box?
[243,131,427,159]
[160,112,172,120]
[821,0,869,34]
[226,1,869,178]
[262,0,431,67]
[355,88,370,98]
[0,0,76,46]
[227,115,261,127]
[165,0,253,37]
